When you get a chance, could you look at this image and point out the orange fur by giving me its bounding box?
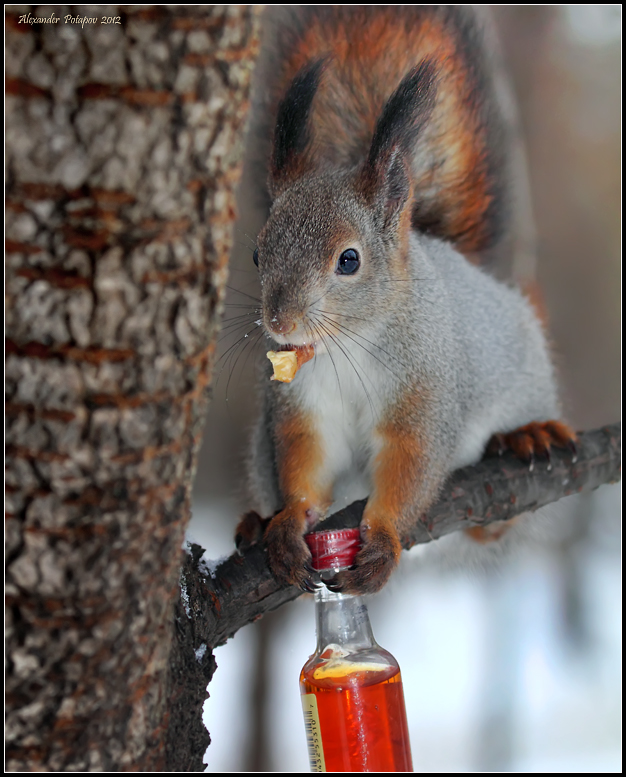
[368,422,424,527]
[323,224,357,274]
[365,387,440,534]
[274,409,332,513]
[520,279,550,329]
[466,520,518,544]
[329,408,433,594]
[263,409,334,588]
[488,420,577,462]
[468,420,576,546]
[272,7,495,254]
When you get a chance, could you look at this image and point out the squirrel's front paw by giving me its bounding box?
[327,523,402,596]
[264,509,320,593]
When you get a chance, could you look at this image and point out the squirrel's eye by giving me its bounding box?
[337,248,360,275]
[253,248,259,267]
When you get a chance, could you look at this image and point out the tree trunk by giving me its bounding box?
[5,6,260,771]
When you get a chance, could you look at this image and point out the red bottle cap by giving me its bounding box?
[305,528,361,571]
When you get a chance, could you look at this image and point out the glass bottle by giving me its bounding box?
[300,529,413,772]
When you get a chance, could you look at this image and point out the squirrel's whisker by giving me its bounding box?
[224,326,265,402]
[309,318,344,413]
[225,284,261,304]
[312,308,370,323]
[235,227,259,251]
[214,321,262,377]
[234,6,574,600]
[317,313,415,391]
[222,302,261,310]
[314,317,379,422]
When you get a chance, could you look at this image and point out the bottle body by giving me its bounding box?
[300,584,413,772]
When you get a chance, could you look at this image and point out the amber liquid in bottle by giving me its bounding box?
[300,657,412,772]
[299,566,413,773]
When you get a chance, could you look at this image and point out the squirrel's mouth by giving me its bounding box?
[277,341,313,351]
[275,339,327,355]
[264,316,328,353]
[268,329,317,348]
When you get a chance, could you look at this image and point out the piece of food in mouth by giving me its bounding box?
[267,344,315,383]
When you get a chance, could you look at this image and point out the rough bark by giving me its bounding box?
[5,5,260,772]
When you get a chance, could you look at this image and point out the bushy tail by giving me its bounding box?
[252,6,535,277]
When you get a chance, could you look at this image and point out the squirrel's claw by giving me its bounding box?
[325,577,344,594]
[325,524,401,596]
[486,433,506,457]
[486,421,578,469]
[264,508,319,591]
[300,575,321,594]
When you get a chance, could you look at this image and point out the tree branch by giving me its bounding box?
[170,422,619,769]
[181,423,620,650]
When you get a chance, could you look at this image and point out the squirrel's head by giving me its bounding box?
[255,58,436,347]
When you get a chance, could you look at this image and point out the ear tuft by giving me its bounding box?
[368,59,437,170]
[359,60,438,226]
[383,151,412,228]
[270,58,327,198]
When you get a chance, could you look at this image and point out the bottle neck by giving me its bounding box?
[314,584,377,653]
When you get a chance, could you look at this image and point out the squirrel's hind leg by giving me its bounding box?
[466,420,577,545]
[486,420,577,471]
[235,511,271,551]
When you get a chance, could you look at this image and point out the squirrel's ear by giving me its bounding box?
[269,58,326,200]
[358,60,437,230]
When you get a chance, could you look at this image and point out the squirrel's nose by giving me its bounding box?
[268,317,296,336]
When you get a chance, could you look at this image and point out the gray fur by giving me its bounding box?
[247,174,559,525]
[242,6,563,585]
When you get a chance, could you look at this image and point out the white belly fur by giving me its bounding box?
[289,348,382,514]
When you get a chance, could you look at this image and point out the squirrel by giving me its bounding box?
[235,6,576,594]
